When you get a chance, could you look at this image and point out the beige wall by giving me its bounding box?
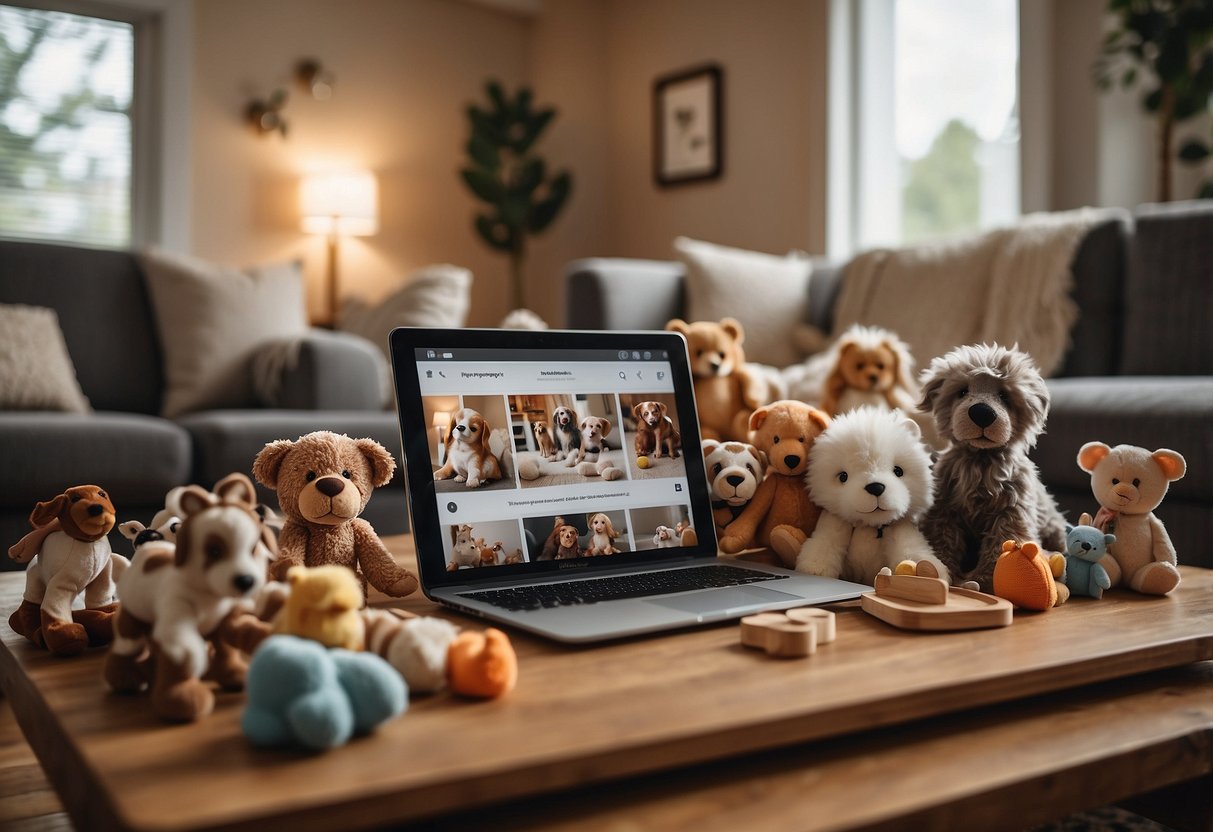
[602,0,829,260]
[190,0,529,326]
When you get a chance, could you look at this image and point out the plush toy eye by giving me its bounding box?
[341,470,351,479]
[712,462,723,476]
[305,471,316,482]
[98,491,107,499]
[696,349,704,357]
[958,388,969,399]
[206,543,222,559]
[798,436,806,443]
[745,464,755,474]
[998,391,1010,403]
[893,466,904,477]
[1111,478,1119,485]
[1132,478,1141,487]
[856,362,866,371]
[773,436,780,444]
[838,472,848,483]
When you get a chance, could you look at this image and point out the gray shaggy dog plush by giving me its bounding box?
[917,343,1066,591]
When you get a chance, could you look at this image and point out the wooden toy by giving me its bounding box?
[740,608,836,658]
[862,561,1012,631]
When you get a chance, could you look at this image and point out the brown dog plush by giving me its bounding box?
[8,485,127,656]
[253,431,418,601]
[819,324,918,417]
[718,401,830,568]
[666,318,771,442]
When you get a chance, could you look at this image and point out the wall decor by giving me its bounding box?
[653,64,723,187]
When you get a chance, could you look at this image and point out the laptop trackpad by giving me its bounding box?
[648,585,803,615]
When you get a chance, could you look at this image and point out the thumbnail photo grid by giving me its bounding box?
[442,504,699,572]
[510,392,633,487]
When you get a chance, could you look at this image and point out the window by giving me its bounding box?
[834,0,1022,252]
[0,3,136,248]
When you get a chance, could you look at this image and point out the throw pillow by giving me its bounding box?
[0,304,91,413]
[338,265,473,358]
[674,237,812,368]
[140,250,308,418]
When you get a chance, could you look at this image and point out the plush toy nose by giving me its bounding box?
[968,402,997,428]
[708,359,722,373]
[232,574,256,593]
[315,476,345,497]
[87,503,104,517]
[1081,542,1092,551]
[865,482,885,497]
[455,424,466,433]
[725,474,744,487]
[783,454,801,470]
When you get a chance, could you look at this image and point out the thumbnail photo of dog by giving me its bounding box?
[630,505,697,551]
[619,393,689,482]
[445,519,526,571]
[426,395,516,493]
[516,394,631,487]
[524,511,631,561]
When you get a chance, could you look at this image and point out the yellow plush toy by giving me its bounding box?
[273,565,365,651]
[665,318,772,442]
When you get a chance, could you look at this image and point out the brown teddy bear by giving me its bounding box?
[718,400,829,568]
[253,431,418,600]
[666,317,770,442]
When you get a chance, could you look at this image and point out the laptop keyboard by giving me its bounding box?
[457,564,788,611]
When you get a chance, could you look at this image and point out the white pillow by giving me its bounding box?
[338,265,472,358]
[674,237,812,368]
[0,304,91,413]
[140,250,308,418]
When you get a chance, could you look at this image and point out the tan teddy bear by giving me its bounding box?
[253,431,418,601]
[1077,442,1187,595]
[718,400,830,568]
[666,317,771,442]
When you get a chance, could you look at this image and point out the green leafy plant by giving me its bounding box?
[461,81,572,312]
[1095,0,1213,200]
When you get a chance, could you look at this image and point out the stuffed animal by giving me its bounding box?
[1064,513,1115,599]
[718,401,830,567]
[448,628,518,698]
[666,318,771,442]
[118,515,181,556]
[362,610,461,694]
[253,431,418,600]
[992,539,1064,611]
[242,635,406,751]
[702,439,767,540]
[795,408,948,584]
[1077,442,1187,595]
[8,485,129,656]
[917,344,1068,592]
[103,474,276,722]
[819,325,918,417]
[273,565,365,650]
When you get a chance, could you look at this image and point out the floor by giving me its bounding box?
[0,695,1175,832]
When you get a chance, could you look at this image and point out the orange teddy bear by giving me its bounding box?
[718,401,830,568]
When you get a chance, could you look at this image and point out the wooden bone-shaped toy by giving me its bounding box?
[740,608,837,658]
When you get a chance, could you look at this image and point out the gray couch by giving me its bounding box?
[566,201,1213,569]
[0,239,409,570]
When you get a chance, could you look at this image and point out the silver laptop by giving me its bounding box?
[388,327,869,643]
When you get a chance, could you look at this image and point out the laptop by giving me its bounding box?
[388,327,869,643]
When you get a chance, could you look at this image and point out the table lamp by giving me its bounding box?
[300,171,378,325]
[432,410,451,462]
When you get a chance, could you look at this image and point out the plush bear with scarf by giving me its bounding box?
[1077,442,1186,595]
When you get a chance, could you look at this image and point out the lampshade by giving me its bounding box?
[300,171,379,236]
[432,410,451,429]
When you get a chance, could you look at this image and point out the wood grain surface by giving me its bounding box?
[0,536,1210,832]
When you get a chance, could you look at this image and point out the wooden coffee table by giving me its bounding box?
[1,535,1211,831]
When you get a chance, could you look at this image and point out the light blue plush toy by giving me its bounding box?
[243,635,407,751]
[1064,512,1116,599]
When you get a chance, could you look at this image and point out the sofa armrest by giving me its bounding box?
[565,258,687,330]
[266,329,387,411]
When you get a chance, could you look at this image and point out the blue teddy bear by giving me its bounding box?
[1064,513,1116,600]
[243,635,407,751]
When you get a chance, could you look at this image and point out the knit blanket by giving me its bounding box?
[832,208,1109,376]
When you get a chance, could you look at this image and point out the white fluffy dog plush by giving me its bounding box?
[795,407,947,584]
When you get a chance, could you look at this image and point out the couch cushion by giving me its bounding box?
[1056,210,1130,378]
[1122,200,1213,375]
[1034,377,1212,503]
[0,304,91,413]
[0,239,163,414]
[0,412,190,509]
[177,410,409,534]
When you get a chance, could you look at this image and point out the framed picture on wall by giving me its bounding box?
[653,64,723,187]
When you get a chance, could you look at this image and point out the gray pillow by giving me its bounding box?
[0,303,91,413]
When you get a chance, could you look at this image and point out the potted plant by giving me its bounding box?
[460,81,573,313]
[1096,0,1213,201]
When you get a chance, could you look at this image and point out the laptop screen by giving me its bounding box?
[389,328,717,590]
